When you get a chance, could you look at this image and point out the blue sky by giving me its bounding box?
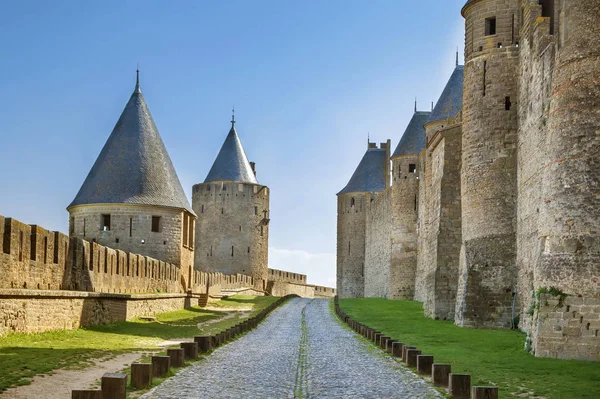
[0,0,466,287]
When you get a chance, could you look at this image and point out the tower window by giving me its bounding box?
[540,0,555,35]
[485,17,497,36]
[505,97,512,110]
[201,205,204,213]
[409,164,416,173]
[102,214,111,231]
[151,216,160,232]
[221,208,224,214]
[254,206,258,215]
[231,246,234,256]
[129,218,133,237]
[351,198,355,208]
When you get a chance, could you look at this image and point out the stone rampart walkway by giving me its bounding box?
[142,298,441,398]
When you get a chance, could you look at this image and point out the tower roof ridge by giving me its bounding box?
[204,119,259,184]
[68,73,194,215]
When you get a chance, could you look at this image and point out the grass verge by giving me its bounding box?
[0,295,279,393]
[339,298,600,399]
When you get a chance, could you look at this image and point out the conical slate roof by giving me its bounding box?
[337,147,386,195]
[428,65,464,123]
[204,121,258,184]
[69,74,194,215]
[392,111,431,157]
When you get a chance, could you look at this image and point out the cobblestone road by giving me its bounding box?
[142,298,441,399]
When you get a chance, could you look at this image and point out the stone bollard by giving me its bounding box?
[152,356,170,378]
[180,342,199,359]
[194,336,213,353]
[71,390,102,399]
[392,342,404,357]
[379,336,391,349]
[449,374,471,399]
[167,348,185,367]
[406,349,422,368]
[432,364,452,387]
[402,346,416,362]
[131,363,153,389]
[101,373,127,399]
[417,355,434,375]
[472,386,499,399]
[386,340,396,354]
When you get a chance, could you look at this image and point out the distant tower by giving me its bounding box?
[337,141,390,298]
[389,106,430,300]
[419,63,464,320]
[68,71,196,281]
[457,0,520,328]
[192,114,269,287]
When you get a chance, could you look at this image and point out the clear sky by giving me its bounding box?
[0,0,466,288]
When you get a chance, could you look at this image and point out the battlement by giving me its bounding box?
[0,215,256,295]
[268,268,307,284]
[192,181,269,200]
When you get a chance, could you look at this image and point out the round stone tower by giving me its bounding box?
[538,0,600,298]
[457,0,521,328]
[336,142,389,298]
[68,72,196,277]
[192,115,269,287]
[389,105,430,300]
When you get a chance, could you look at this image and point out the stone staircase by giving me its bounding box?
[198,293,209,307]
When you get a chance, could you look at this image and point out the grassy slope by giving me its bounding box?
[0,295,279,392]
[340,298,600,399]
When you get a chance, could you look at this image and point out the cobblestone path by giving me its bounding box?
[142,298,441,399]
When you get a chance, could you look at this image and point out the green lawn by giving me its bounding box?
[0,295,279,392]
[340,298,600,399]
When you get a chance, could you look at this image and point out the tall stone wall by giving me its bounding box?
[337,193,368,298]
[193,182,269,285]
[389,155,420,299]
[268,268,307,285]
[69,204,195,269]
[516,2,554,332]
[364,188,391,298]
[420,123,462,320]
[414,150,428,303]
[457,0,521,329]
[531,0,600,358]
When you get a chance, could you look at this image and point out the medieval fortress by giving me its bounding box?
[1,69,333,335]
[337,0,600,361]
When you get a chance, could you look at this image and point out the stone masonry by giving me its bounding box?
[337,0,600,361]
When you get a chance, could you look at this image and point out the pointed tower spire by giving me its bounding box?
[135,67,141,94]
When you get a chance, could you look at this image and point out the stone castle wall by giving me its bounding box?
[364,188,391,298]
[336,193,368,298]
[268,268,307,285]
[69,204,195,270]
[193,182,269,285]
[339,0,600,360]
[389,155,419,299]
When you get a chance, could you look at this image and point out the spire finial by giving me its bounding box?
[368,132,370,145]
[134,65,141,93]
[231,106,235,127]
[431,101,434,111]
[456,48,459,67]
[415,97,417,113]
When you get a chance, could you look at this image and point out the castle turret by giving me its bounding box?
[417,63,464,320]
[456,0,520,328]
[532,0,600,359]
[389,106,430,300]
[337,142,389,298]
[192,114,269,287]
[68,71,196,285]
